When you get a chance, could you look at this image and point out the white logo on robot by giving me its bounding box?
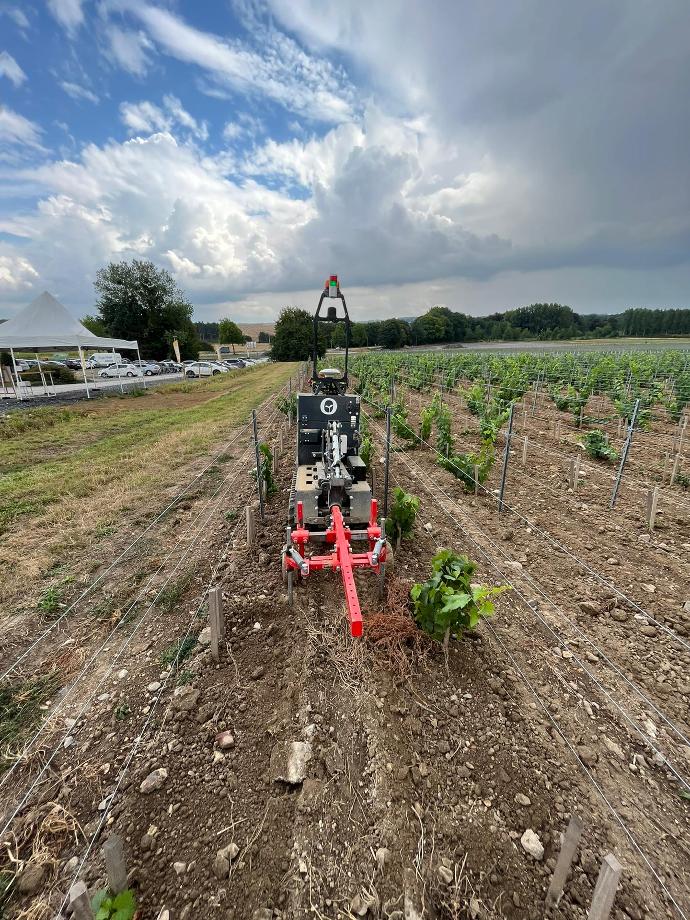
[320,398,337,415]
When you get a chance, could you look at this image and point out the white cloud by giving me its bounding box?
[0,51,26,86]
[47,0,86,33]
[0,105,43,148]
[122,4,355,123]
[60,80,99,103]
[106,26,152,76]
[0,252,38,290]
[119,96,208,140]
[0,6,30,30]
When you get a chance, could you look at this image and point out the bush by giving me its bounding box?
[411,549,507,641]
[388,487,419,547]
[580,429,619,462]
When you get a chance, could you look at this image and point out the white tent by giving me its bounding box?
[0,291,141,399]
[0,291,137,350]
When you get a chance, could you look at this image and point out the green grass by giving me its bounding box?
[0,362,296,534]
[0,671,62,772]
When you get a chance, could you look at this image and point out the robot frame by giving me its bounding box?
[282,275,388,637]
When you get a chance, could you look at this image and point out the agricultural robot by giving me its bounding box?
[282,275,388,637]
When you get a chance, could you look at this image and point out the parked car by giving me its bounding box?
[158,360,183,373]
[65,358,83,370]
[131,360,161,376]
[98,364,144,378]
[222,359,247,369]
[185,361,227,378]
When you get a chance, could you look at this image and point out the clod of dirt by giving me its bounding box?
[216,730,235,749]
[140,768,168,794]
[18,862,46,895]
[270,740,312,784]
[213,842,239,879]
[172,686,200,711]
[579,600,601,615]
[520,828,544,860]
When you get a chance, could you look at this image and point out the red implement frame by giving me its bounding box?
[285,498,385,637]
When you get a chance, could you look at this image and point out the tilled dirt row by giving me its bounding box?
[370,421,689,919]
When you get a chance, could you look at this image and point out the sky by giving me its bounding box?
[0,1,689,323]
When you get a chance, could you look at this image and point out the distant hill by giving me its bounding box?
[238,322,275,340]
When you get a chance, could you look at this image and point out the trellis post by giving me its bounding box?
[610,399,639,509]
[252,410,265,523]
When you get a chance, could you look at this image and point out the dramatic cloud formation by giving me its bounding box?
[0,1,689,318]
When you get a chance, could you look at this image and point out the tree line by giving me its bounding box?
[322,303,690,350]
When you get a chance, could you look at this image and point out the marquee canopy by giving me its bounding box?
[0,292,138,350]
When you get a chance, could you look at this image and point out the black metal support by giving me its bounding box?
[252,409,265,523]
[611,398,640,508]
[498,403,515,513]
[383,406,392,516]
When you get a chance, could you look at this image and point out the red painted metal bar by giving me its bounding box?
[330,504,363,637]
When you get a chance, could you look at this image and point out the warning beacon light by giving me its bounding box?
[328,274,339,298]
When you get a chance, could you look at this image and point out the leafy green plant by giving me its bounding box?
[580,429,619,462]
[37,586,62,616]
[434,400,454,458]
[387,487,419,547]
[464,382,485,416]
[676,472,690,490]
[113,702,131,721]
[277,392,297,417]
[92,888,137,920]
[419,403,435,443]
[439,443,495,492]
[411,549,508,641]
[160,635,197,667]
[258,442,278,496]
[391,404,417,448]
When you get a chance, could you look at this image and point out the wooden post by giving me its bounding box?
[209,587,224,661]
[587,853,623,920]
[103,834,127,895]
[546,814,584,908]
[646,487,659,531]
[568,459,576,490]
[522,436,528,466]
[474,464,480,496]
[670,453,680,485]
[69,882,95,919]
[246,506,256,547]
[278,429,284,454]
[272,444,278,474]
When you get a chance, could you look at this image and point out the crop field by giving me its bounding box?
[0,349,688,920]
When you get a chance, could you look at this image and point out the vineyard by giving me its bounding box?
[0,349,689,920]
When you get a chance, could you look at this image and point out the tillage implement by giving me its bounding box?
[281,275,388,637]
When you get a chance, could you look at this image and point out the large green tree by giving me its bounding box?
[218,318,245,354]
[271,307,326,362]
[93,260,200,359]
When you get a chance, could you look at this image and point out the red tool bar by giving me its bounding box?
[330,504,363,637]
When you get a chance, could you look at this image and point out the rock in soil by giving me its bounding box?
[270,740,312,784]
[520,828,544,860]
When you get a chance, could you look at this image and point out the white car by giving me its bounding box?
[185,361,228,378]
[98,364,144,378]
